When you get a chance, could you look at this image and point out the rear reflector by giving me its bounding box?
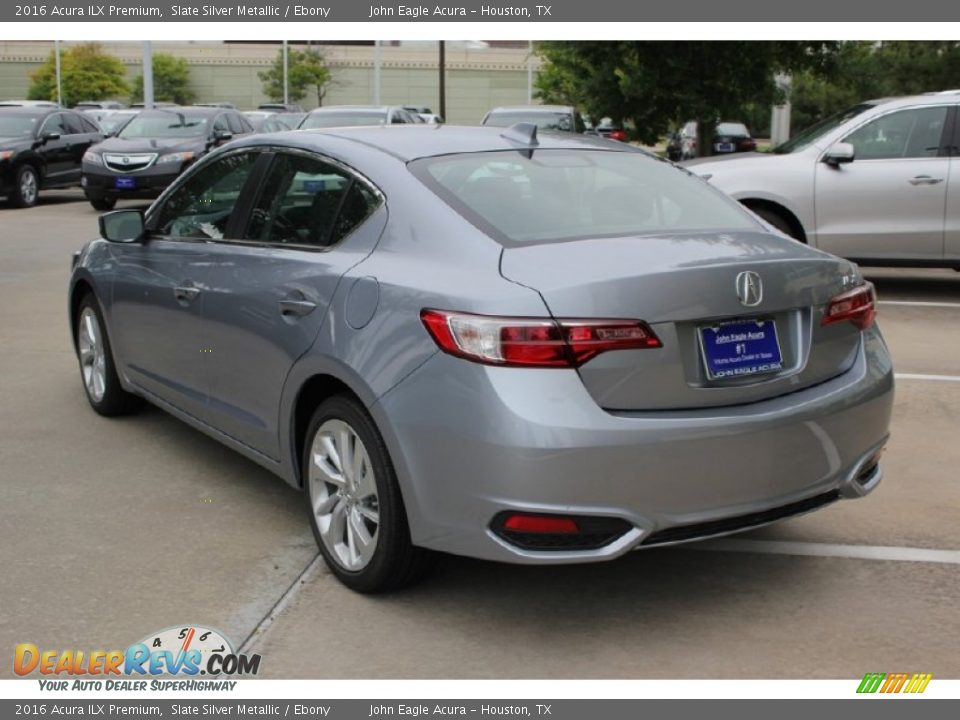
[421,309,661,368]
[822,282,876,330]
[502,514,579,534]
[492,512,634,551]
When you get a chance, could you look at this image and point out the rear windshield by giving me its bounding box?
[300,111,385,129]
[484,112,575,132]
[716,122,749,136]
[411,149,757,245]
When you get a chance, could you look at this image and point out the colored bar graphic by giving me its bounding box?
[857,672,932,694]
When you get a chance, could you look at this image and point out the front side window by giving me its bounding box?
[39,114,68,137]
[843,106,949,160]
[151,152,259,239]
[412,149,756,245]
[244,153,380,247]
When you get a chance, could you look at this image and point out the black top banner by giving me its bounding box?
[5,0,960,22]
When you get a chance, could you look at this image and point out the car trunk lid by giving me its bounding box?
[500,231,865,410]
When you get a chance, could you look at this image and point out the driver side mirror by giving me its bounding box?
[99,209,146,243]
[213,130,233,144]
[824,142,855,166]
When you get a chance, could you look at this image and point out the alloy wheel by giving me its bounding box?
[78,307,106,402]
[20,169,38,205]
[308,418,381,571]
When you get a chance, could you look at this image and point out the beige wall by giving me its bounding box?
[0,41,540,124]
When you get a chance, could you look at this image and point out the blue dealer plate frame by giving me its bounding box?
[114,176,136,190]
[699,318,784,380]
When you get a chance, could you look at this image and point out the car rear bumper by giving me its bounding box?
[373,325,894,564]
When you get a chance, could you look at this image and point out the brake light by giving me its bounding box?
[822,282,876,330]
[420,309,661,368]
[609,129,628,142]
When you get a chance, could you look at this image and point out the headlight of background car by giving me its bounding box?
[0,150,14,162]
[157,151,195,165]
[82,151,102,166]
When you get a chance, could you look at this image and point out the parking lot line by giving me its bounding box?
[237,553,323,656]
[895,372,960,382]
[692,538,960,564]
[879,300,960,308]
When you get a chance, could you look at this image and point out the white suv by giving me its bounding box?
[687,92,960,267]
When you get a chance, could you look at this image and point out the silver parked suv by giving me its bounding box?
[687,92,960,268]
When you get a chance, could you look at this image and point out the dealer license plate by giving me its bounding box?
[114,177,136,190]
[699,319,783,380]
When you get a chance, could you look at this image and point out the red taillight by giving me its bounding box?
[502,514,579,534]
[420,310,662,368]
[822,282,876,330]
[609,129,628,142]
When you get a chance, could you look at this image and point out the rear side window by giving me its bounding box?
[244,153,380,247]
[411,149,757,245]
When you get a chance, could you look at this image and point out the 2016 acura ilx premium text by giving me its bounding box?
[68,124,894,592]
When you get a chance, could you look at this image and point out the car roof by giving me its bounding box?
[487,105,575,114]
[0,106,55,117]
[139,106,223,118]
[240,124,644,162]
[307,105,395,113]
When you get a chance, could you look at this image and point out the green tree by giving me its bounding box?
[536,41,838,154]
[132,53,196,105]
[28,42,129,107]
[259,47,332,107]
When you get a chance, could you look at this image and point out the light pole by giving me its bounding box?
[373,40,381,105]
[141,41,154,110]
[53,40,63,106]
[282,40,289,106]
[438,41,446,120]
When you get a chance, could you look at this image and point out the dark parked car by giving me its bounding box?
[0,106,102,207]
[81,106,254,210]
[482,105,588,133]
[298,106,421,129]
[667,121,756,161]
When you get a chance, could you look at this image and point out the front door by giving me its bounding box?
[199,150,386,459]
[814,104,952,262]
[110,149,262,421]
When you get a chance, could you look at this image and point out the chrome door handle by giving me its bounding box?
[909,175,944,185]
[173,285,200,302]
[278,299,317,317]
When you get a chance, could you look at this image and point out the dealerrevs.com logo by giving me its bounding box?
[14,626,261,690]
[857,672,933,694]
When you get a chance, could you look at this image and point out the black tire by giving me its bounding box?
[751,205,802,241]
[75,293,143,417]
[89,196,117,211]
[303,395,435,593]
[11,164,40,208]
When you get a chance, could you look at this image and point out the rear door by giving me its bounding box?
[199,149,386,459]
[814,104,952,261]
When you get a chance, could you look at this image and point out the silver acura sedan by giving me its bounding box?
[687,92,960,267]
[69,124,894,592]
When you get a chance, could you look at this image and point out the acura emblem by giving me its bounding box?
[122,156,130,164]
[735,271,763,307]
